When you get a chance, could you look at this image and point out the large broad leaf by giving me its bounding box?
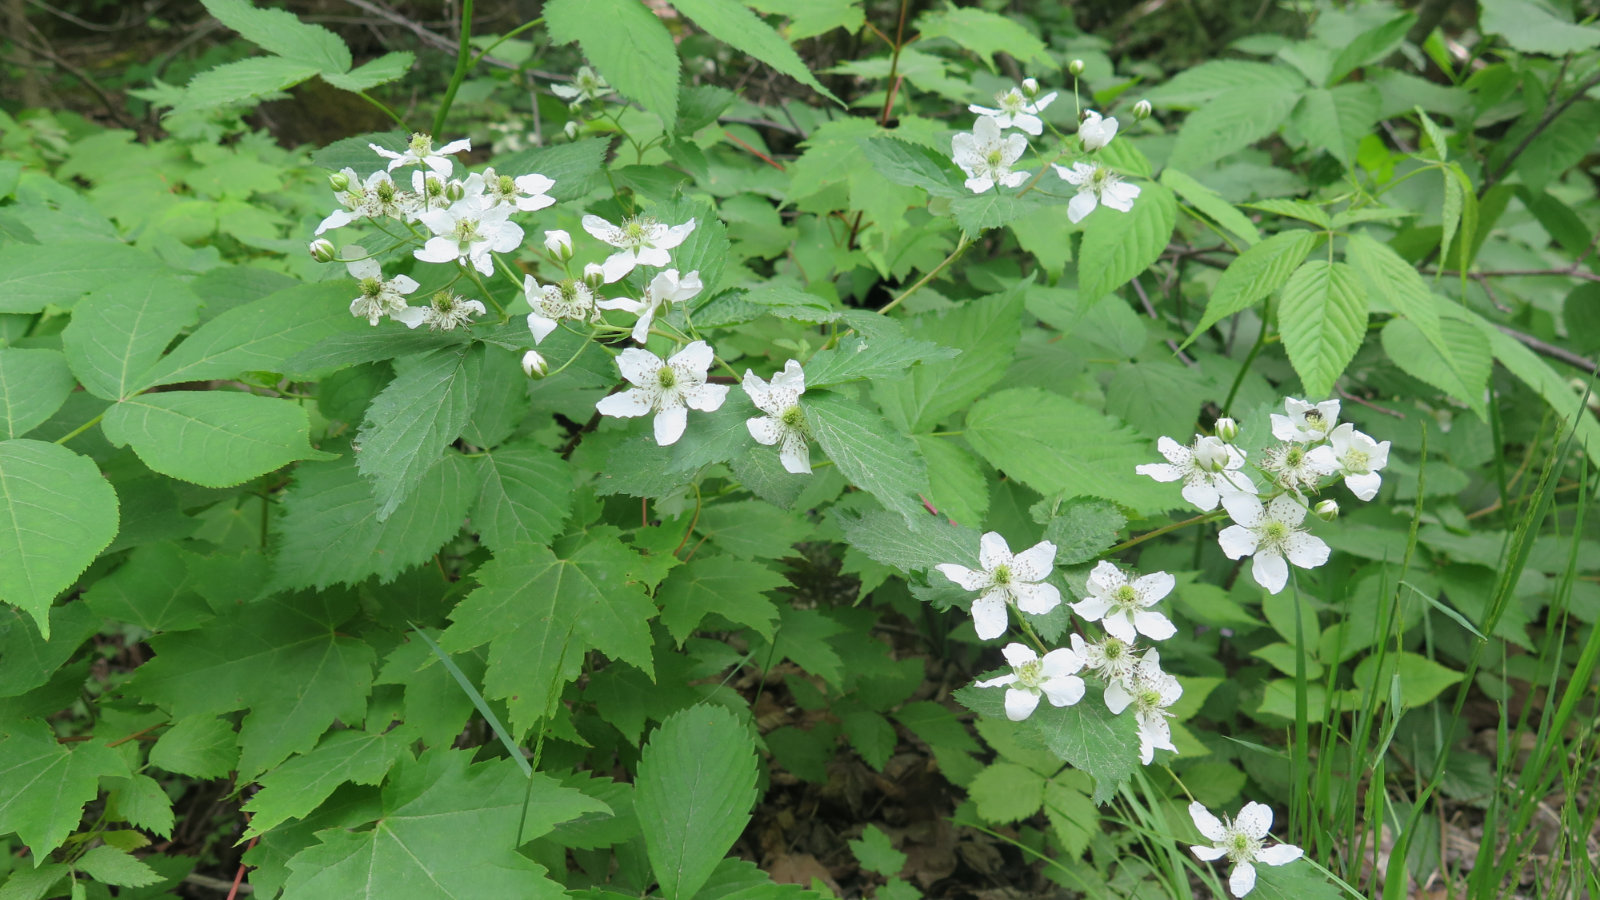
[964,388,1175,514]
[546,0,680,130]
[1182,230,1320,349]
[1291,84,1381,167]
[173,56,321,114]
[1469,309,1600,470]
[356,345,482,520]
[137,282,368,389]
[804,391,929,525]
[1277,260,1367,398]
[272,453,477,591]
[859,137,967,198]
[953,683,1141,804]
[1327,12,1415,84]
[1077,182,1177,304]
[0,440,120,637]
[913,7,1053,71]
[131,590,376,778]
[102,391,333,488]
[1169,83,1301,170]
[668,0,840,104]
[634,705,760,900]
[492,137,614,203]
[281,750,605,899]
[0,720,128,859]
[0,241,169,314]
[1345,232,1444,352]
[61,276,201,401]
[834,507,980,573]
[0,349,75,439]
[872,288,1024,432]
[1479,0,1600,55]
[440,532,657,737]
[656,556,787,645]
[242,730,410,837]
[1159,168,1260,247]
[471,443,573,553]
[201,0,351,71]
[321,51,414,92]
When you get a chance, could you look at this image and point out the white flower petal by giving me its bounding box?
[1010,540,1056,581]
[1136,462,1183,483]
[1221,492,1265,527]
[615,348,662,386]
[1071,596,1113,621]
[1104,680,1133,715]
[1257,843,1302,866]
[971,596,1008,640]
[1133,609,1177,641]
[936,564,988,591]
[1217,524,1258,559]
[685,382,728,412]
[1101,611,1137,643]
[975,672,1018,688]
[1189,802,1227,841]
[527,312,558,344]
[1000,642,1037,667]
[1236,802,1273,838]
[1283,531,1330,569]
[653,405,688,445]
[978,532,1011,570]
[1182,481,1223,511]
[582,214,616,242]
[600,251,638,284]
[1229,862,1257,898]
[1013,581,1061,615]
[1132,571,1175,604]
[1004,687,1041,721]
[1040,648,1084,677]
[747,415,782,446]
[1346,471,1381,501]
[1041,674,1085,707]
[669,340,715,376]
[778,430,811,474]
[1251,551,1289,594]
[1191,845,1227,861]
[596,388,653,419]
[1067,191,1097,223]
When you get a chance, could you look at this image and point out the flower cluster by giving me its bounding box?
[938,533,1183,765]
[1189,801,1304,897]
[1137,399,1391,594]
[950,76,1142,225]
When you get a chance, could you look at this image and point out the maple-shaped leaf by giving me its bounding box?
[440,531,657,738]
[0,719,129,858]
[242,729,412,837]
[129,590,376,778]
[281,749,609,899]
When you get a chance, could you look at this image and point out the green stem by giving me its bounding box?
[1222,296,1272,415]
[1105,510,1226,555]
[54,413,104,446]
[463,264,506,318]
[431,0,476,138]
[356,91,408,129]
[469,17,543,69]
[878,234,972,315]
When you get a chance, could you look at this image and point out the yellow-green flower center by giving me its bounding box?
[1113,584,1138,608]
[657,367,677,389]
[780,406,805,429]
[1345,449,1370,472]
[408,132,431,153]
[497,174,516,194]
[1017,658,1045,688]
[360,277,384,297]
[991,564,1011,586]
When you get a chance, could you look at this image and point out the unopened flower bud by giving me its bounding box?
[1214,417,1239,442]
[1068,59,1085,77]
[308,238,336,263]
[583,262,604,287]
[328,172,350,192]
[1314,499,1339,521]
[521,350,549,378]
[1133,99,1153,121]
[544,229,573,259]
[1021,77,1040,97]
[445,181,465,202]
[563,120,580,140]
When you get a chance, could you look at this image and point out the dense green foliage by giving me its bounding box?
[1,1,1597,898]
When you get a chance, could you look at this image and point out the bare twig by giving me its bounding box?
[1496,325,1599,376]
[341,0,561,78]
[1130,275,1198,367]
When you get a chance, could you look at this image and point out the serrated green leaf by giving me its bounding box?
[950,191,1045,238]
[954,683,1140,803]
[1078,182,1176,303]
[968,762,1046,823]
[1169,84,1300,170]
[848,824,907,877]
[1039,498,1126,566]
[1470,312,1600,470]
[282,750,601,899]
[1326,12,1415,85]
[1160,168,1260,246]
[471,443,572,553]
[915,435,989,527]
[0,720,128,858]
[320,51,413,91]
[61,276,201,401]
[657,555,786,645]
[0,862,69,900]
[635,705,760,900]
[272,452,476,590]
[148,715,239,779]
[1144,60,1304,108]
[1248,860,1344,900]
[669,0,840,103]
[441,533,656,736]
[174,56,321,114]
[102,391,333,488]
[0,604,97,700]
[1277,260,1367,398]
[1292,84,1380,167]
[132,590,375,778]
[243,730,409,837]
[805,391,929,525]
[1479,0,1600,55]
[1513,101,1600,193]
[1246,198,1332,227]
[73,845,162,888]
[357,345,482,520]
[546,0,680,130]
[83,541,212,632]
[834,507,978,573]
[872,288,1024,432]
[492,137,613,203]
[859,137,966,198]
[0,241,169,314]
[913,7,1052,71]
[964,388,1174,514]
[202,0,351,71]
[1182,230,1320,349]
[1345,231,1468,394]
[0,440,119,637]
[803,329,958,389]
[0,349,75,439]
[138,282,368,389]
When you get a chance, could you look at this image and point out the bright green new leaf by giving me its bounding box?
[0,719,128,859]
[860,137,967,198]
[915,435,989,527]
[1248,862,1343,900]
[0,349,75,439]
[1144,60,1304,107]
[1291,84,1380,167]
[441,534,657,736]
[472,443,573,553]
[0,440,120,637]
[804,391,929,526]
[201,0,352,71]
[320,51,414,92]
[746,0,864,40]
[1382,318,1492,419]
[1169,84,1300,170]
[356,345,482,520]
[1182,230,1320,349]
[132,591,376,778]
[102,391,334,488]
[281,750,604,899]
[61,276,201,401]
[872,288,1024,433]
[1326,12,1415,85]
[243,730,410,837]
[546,0,680,130]
[634,705,760,900]
[174,56,321,114]
[1078,182,1177,304]
[914,7,1053,71]
[0,241,169,314]
[849,824,907,877]
[1345,232,1445,352]
[1160,168,1260,246]
[73,845,163,888]
[1277,260,1368,398]
[657,555,787,645]
[968,761,1047,823]
[1478,0,1600,55]
[669,0,841,104]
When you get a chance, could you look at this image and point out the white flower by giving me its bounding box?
[1189,801,1304,898]
[414,197,525,276]
[465,167,556,212]
[976,642,1085,721]
[1307,423,1390,501]
[1077,110,1119,151]
[596,268,703,344]
[969,85,1057,136]
[935,533,1060,641]
[1104,648,1181,764]
[344,250,420,326]
[951,116,1029,193]
[523,275,598,344]
[1053,161,1140,223]
[595,340,729,446]
[372,132,471,177]
[316,169,407,234]
[1217,494,1331,594]
[544,229,573,257]
[582,214,697,283]
[552,66,612,104]
[1259,441,1338,495]
[741,360,809,475]
[1073,561,1177,642]
[1070,633,1140,689]
[409,169,450,217]
[521,350,548,377]
[1137,435,1256,511]
[393,291,485,331]
[1270,398,1340,442]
